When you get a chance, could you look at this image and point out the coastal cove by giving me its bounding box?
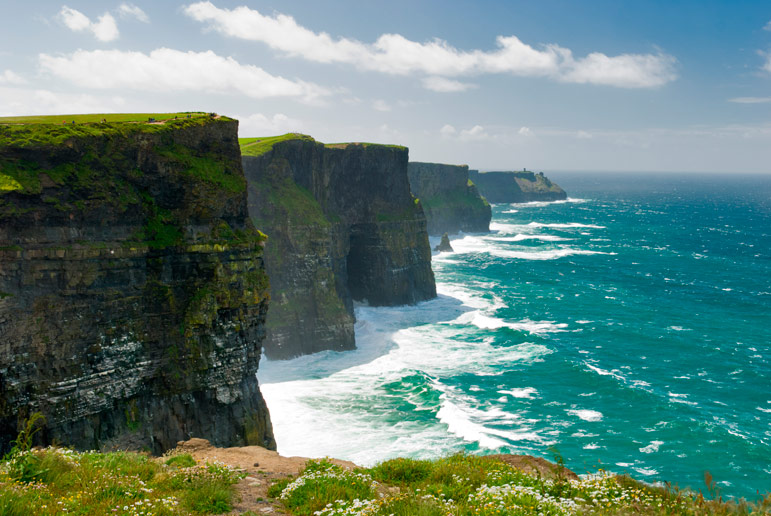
[260,172,771,501]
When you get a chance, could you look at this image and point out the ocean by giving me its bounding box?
[259,172,771,500]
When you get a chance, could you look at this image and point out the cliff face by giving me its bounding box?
[242,136,436,360]
[407,162,491,235]
[468,170,567,203]
[0,117,275,454]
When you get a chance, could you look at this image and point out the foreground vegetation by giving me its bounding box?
[269,456,771,516]
[0,417,246,515]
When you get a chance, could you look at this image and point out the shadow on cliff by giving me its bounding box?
[258,292,474,384]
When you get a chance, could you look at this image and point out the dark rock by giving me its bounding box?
[0,117,275,454]
[468,170,566,203]
[408,162,491,235]
[434,233,454,252]
[242,138,436,360]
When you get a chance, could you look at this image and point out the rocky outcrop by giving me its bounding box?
[0,116,275,454]
[434,233,454,253]
[468,170,566,203]
[242,135,436,360]
[408,162,491,235]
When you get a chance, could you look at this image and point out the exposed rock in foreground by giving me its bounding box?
[242,134,436,360]
[0,116,275,454]
[408,161,491,235]
[469,169,567,203]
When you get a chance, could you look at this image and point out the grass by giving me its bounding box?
[0,112,209,125]
[238,134,407,158]
[239,133,316,157]
[271,455,771,516]
[0,447,246,515]
[324,142,407,150]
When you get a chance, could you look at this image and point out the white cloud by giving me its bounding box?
[764,53,771,73]
[576,130,593,139]
[372,99,391,112]
[440,124,456,137]
[560,52,677,88]
[0,70,26,85]
[764,20,771,31]
[238,113,303,136]
[183,1,677,89]
[518,126,534,137]
[422,76,476,92]
[729,97,771,104]
[118,3,149,23]
[0,86,127,117]
[58,6,119,42]
[38,48,329,102]
[460,125,489,141]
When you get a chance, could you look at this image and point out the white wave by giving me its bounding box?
[634,467,659,476]
[490,248,612,260]
[583,443,600,450]
[667,326,692,331]
[454,312,568,334]
[498,387,538,399]
[493,234,571,242]
[527,222,605,229]
[437,388,546,449]
[509,198,588,208]
[757,407,771,413]
[567,409,604,422]
[639,441,664,454]
[501,209,519,214]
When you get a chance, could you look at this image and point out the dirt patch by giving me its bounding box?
[484,453,579,481]
[172,438,357,515]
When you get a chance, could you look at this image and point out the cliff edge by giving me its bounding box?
[468,170,566,203]
[241,134,436,360]
[408,162,491,235]
[0,114,275,454]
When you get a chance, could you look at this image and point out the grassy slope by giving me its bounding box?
[239,133,316,157]
[271,456,771,516]
[0,447,245,516]
[0,112,209,124]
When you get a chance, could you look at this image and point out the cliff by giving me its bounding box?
[407,162,491,235]
[241,134,436,360]
[0,115,275,454]
[468,170,567,203]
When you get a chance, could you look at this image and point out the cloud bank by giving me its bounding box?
[184,1,677,89]
[38,48,329,101]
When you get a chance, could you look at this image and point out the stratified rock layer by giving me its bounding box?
[408,162,491,235]
[242,136,436,360]
[0,117,275,454]
[468,170,566,203]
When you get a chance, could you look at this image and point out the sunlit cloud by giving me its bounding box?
[118,3,149,23]
[183,1,678,89]
[38,48,330,102]
[58,6,119,42]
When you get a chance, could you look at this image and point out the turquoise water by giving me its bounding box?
[259,173,771,500]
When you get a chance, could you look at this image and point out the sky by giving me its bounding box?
[1,1,771,173]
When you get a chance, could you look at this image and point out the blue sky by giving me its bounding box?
[1,1,771,172]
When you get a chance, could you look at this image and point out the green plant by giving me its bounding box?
[4,413,46,483]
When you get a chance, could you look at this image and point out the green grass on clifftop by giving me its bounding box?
[0,112,209,125]
[270,455,771,516]
[239,133,316,157]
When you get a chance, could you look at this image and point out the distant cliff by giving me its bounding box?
[0,116,275,454]
[468,170,566,203]
[242,134,436,360]
[408,162,491,235]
